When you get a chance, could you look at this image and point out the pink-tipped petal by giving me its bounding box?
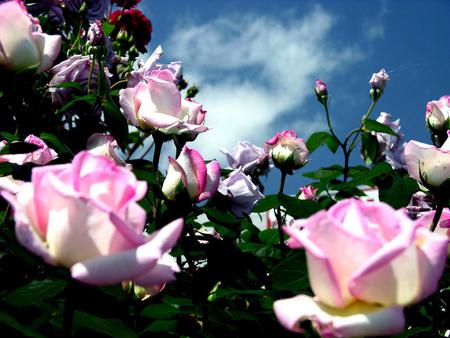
[197,160,220,202]
[133,253,180,286]
[147,76,181,117]
[274,295,405,337]
[177,147,207,200]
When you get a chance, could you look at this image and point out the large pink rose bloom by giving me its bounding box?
[0,1,61,73]
[405,130,450,188]
[274,199,448,337]
[1,151,183,287]
[119,60,207,138]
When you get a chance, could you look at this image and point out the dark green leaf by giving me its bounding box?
[203,207,239,224]
[271,252,309,290]
[102,100,129,148]
[49,81,83,91]
[258,228,279,245]
[73,311,137,338]
[141,320,177,333]
[363,118,396,135]
[141,303,180,319]
[378,173,418,209]
[306,131,339,153]
[278,194,321,219]
[335,162,392,190]
[59,94,97,113]
[303,165,343,180]
[252,194,279,212]
[4,279,67,307]
[0,311,45,338]
[361,133,378,164]
[0,132,19,142]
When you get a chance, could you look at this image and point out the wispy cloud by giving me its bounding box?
[162,5,362,161]
[363,0,389,41]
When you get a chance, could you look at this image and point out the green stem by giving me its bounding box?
[430,200,445,232]
[347,99,378,154]
[152,137,163,173]
[110,79,128,90]
[276,171,287,256]
[126,133,144,160]
[324,103,344,149]
[86,55,96,95]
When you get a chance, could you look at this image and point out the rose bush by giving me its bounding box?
[274,199,448,337]
[1,151,183,287]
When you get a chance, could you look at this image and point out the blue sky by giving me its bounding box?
[139,0,450,194]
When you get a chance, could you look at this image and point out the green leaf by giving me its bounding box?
[306,131,339,153]
[252,194,279,212]
[4,279,67,307]
[363,118,396,135]
[271,252,309,290]
[141,303,180,319]
[335,162,392,190]
[378,173,418,209]
[203,207,239,224]
[361,133,378,164]
[102,100,129,148]
[278,194,321,219]
[141,320,177,333]
[102,22,115,36]
[0,311,45,338]
[303,165,343,180]
[59,94,97,113]
[49,81,83,91]
[39,132,72,156]
[0,131,19,142]
[258,228,279,245]
[73,311,137,338]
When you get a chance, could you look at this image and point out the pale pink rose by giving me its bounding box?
[425,95,450,131]
[0,134,57,165]
[0,1,61,73]
[218,169,264,217]
[274,199,448,337]
[315,79,328,104]
[264,130,308,172]
[405,130,450,188]
[162,147,220,202]
[87,133,126,165]
[127,45,182,88]
[369,68,389,91]
[298,185,317,201]
[119,73,208,137]
[220,140,269,176]
[0,151,183,287]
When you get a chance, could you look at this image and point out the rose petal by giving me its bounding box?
[273,295,405,337]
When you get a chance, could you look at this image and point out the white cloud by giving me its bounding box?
[363,0,389,41]
[163,6,362,162]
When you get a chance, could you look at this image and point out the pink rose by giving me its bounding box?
[314,79,328,104]
[405,130,450,188]
[425,95,450,131]
[369,68,389,91]
[119,72,208,137]
[162,147,220,202]
[274,199,448,337]
[87,133,126,165]
[264,130,308,173]
[1,151,183,287]
[0,134,57,165]
[0,1,61,73]
[298,185,317,201]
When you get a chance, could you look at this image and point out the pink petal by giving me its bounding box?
[70,218,183,285]
[273,295,405,337]
[284,222,347,307]
[197,160,220,202]
[119,86,140,127]
[177,147,207,200]
[32,32,61,72]
[147,76,181,117]
[133,253,180,286]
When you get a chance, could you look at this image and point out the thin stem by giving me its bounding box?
[86,55,96,94]
[276,171,287,256]
[323,103,344,149]
[152,138,163,173]
[139,141,155,160]
[126,135,143,161]
[110,79,128,90]
[430,200,445,232]
[347,99,377,154]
